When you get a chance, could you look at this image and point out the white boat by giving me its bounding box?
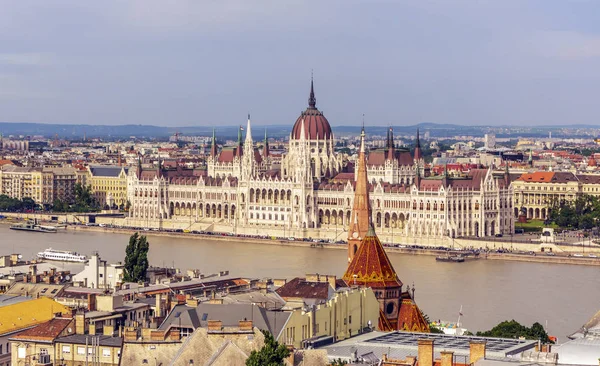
[10,221,57,233]
[430,320,469,336]
[37,248,87,263]
[430,305,469,336]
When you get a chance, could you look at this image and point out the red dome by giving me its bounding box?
[291,79,333,140]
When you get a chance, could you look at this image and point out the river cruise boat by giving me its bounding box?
[37,248,87,263]
[10,221,57,233]
[435,254,465,263]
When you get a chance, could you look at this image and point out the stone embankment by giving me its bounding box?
[2,212,600,266]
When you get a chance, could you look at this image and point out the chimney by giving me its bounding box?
[305,273,319,282]
[186,298,199,307]
[155,294,164,318]
[286,346,295,365]
[238,320,253,331]
[123,327,139,342]
[417,339,434,366]
[469,341,486,364]
[103,325,115,336]
[75,313,87,335]
[207,320,222,331]
[440,351,454,366]
[326,275,337,289]
[168,329,181,341]
[87,294,97,311]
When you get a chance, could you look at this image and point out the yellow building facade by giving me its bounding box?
[512,172,600,219]
[279,287,380,348]
[87,166,129,208]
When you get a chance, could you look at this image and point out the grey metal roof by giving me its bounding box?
[553,335,600,365]
[0,295,31,308]
[159,303,291,340]
[320,331,538,363]
[57,334,123,347]
[89,165,128,177]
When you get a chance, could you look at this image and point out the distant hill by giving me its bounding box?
[0,121,596,140]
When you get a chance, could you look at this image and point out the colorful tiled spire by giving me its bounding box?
[347,126,371,262]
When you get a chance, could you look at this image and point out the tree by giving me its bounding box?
[53,198,67,212]
[73,183,99,212]
[246,330,290,366]
[476,320,553,343]
[22,197,36,211]
[123,233,150,283]
[330,359,348,366]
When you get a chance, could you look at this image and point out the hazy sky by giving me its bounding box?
[1,1,600,127]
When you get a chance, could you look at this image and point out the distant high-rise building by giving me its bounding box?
[484,133,496,149]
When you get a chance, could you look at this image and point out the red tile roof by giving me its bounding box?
[343,227,403,289]
[11,318,73,342]
[275,277,332,300]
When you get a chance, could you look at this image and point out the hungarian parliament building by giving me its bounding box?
[126,81,514,244]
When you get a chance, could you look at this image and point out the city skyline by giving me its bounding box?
[2,1,600,127]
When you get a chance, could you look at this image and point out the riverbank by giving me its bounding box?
[3,217,600,266]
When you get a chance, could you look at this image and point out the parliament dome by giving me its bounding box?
[291,80,333,140]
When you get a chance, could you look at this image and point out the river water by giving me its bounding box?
[3,225,598,342]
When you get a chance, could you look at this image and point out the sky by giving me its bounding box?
[1,0,600,127]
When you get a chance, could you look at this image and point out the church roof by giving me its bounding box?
[397,298,430,332]
[343,226,403,289]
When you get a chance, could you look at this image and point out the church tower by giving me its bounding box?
[343,128,429,333]
[347,127,371,263]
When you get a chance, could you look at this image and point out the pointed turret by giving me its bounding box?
[308,76,316,109]
[245,114,253,144]
[386,127,395,160]
[414,128,422,161]
[299,117,306,142]
[210,129,218,157]
[504,161,510,187]
[347,126,371,263]
[235,124,243,158]
[528,150,533,167]
[263,129,269,158]
[137,155,142,179]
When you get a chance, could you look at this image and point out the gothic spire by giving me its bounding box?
[414,128,423,161]
[245,114,253,144]
[308,75,316,109]
[236,125,243,158]
[347,125,372,263]
[210,128,218,157]
[263,128,269,158]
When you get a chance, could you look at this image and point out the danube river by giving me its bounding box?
[3,225,599,341]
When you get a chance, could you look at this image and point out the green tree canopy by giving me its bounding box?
[0,195,32,212]
[476,320,553,343]
[246,330,290,366]
[549,194,600,230]
[123,233,150,283]
[69,183,100,212]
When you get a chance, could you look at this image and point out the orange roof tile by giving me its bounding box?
[343,227,403,289]
[517,172,555,182]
